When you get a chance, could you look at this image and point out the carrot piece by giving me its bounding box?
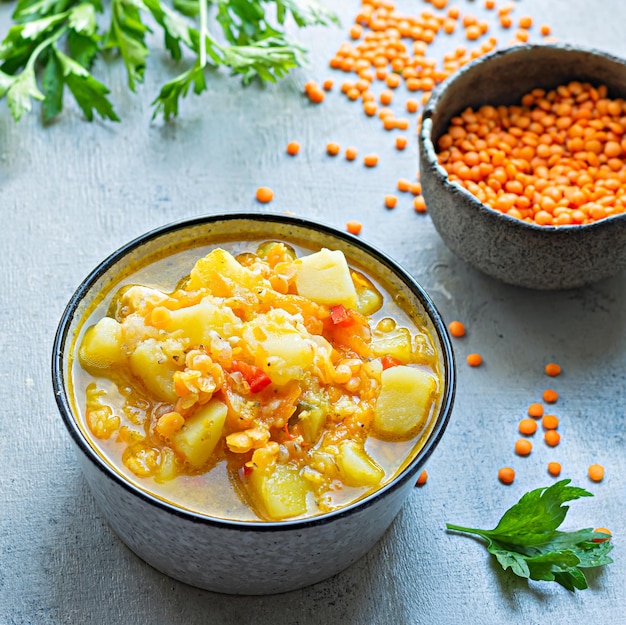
[381,355,403,370]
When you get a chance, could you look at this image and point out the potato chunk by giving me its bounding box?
[129,339,181,402]
[336,441,384,487]
[79,317,124,369]
[249,463,309,520]
[162,298,242,345]
[119,285,169,315]
[171,399,227,468]
[373,365,436,438]
[371,326,413,364]
[187,248,266,295]
[295,248,358,308]
[243,309,316,386]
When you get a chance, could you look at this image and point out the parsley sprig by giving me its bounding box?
[0,0,338,121]
[446,480,613,591]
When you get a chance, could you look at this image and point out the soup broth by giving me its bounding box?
[70,238,443,522]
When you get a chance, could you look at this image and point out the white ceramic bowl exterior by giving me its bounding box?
[53,213,455,594]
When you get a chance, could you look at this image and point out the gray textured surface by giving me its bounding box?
[1,0,625,624]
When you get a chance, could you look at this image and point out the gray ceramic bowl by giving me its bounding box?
[419,44,626,290]
[52,213,455,595]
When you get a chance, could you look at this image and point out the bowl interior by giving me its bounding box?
[53,212,455,527]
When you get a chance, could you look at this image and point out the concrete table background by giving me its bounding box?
[1,0,624,623]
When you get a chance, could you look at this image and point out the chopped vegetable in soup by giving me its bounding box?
[74,241,442,521]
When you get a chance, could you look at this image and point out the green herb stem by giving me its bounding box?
[198,0,207,67]
[26,25,68,72]
[445,524,484,534]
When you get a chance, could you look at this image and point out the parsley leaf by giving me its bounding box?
[0,65,44,120]
[55,47,120,121]
[41,47,64,120]
[151,59,205,120]
[104,0,150,91]
[0,0,338,121]
[221,36,307,83]
[446,480,613,591]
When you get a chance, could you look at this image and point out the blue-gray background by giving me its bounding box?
[1,1,624,623]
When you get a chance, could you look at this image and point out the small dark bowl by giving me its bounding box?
[419,44,626,290]
[52,212,455,595]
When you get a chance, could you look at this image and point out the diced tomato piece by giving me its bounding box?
[232,360,272,393]
[248,372,272,393]
[381,355,402,370]
[330,304,354,326]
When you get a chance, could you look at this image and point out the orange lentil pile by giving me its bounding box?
[437,82,626,225]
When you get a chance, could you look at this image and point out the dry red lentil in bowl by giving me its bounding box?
[436,81,626,226]
[419,44,626,290]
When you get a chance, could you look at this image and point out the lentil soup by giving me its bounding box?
[69,231,445,522]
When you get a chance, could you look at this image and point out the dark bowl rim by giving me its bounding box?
[419,42,626,234]
[52,211,456,533]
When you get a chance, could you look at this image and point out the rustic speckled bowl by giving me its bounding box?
[419,44,626,290]
[52,213,455,595]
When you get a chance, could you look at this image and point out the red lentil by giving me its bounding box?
[466,353,483,367]
[543,389,558,404]
[255,187,274,204]
[346,220,363,235]
[448,320,466,337]
[547,461,561,476]
[498,467,515,484]
[588,463,605,482]
[416,469,429,486]
[436,82,626,226]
